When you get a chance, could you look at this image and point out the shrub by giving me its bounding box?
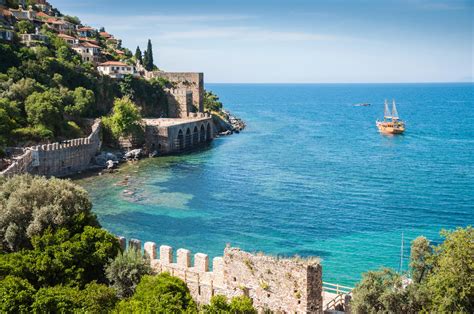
[0,275,36,313]
[423,227,474,312]
[203,295,257,314]
[115,273,197,312]
[0,227,120,288]
[106,248,151,298]
[0,175,99,252]
[102,96,142,140]
[31,285,81,313]
[203,90,223,112]
[24,90,63,133]
[351,226,474,313]
[30,283,117,313]
[350,268,409,313]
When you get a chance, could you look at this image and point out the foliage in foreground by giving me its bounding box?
[0,175,120,313]
[351,226,474,313]
[0,175,98,252]
[114,273,197,313]
[203,295,257,314]
[106,248,152,298]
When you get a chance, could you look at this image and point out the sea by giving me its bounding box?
[77,83,474,286]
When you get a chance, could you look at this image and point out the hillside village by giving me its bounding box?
[0,0,244,177]
[1,0,140,77]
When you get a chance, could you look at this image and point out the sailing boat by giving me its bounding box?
[376,100,405,134]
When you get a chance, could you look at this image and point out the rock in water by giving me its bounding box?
[124,149,142,160]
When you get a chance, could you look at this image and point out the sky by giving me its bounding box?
[50,0,473,83]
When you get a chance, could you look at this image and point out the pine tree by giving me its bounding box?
[145,39,154,71]
[135,46,143,64]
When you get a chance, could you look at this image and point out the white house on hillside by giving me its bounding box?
[97,61,138,79]
[58,33,79,45]
[72,42,101,64]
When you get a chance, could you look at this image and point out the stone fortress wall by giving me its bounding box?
[146,71,204,117]
[121,237,323,313]
[0,119,101,177]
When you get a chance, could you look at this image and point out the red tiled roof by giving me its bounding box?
[99,31,111,38]
[58,33,76,40]
[79,37,99,44]
[81,41,100,48]
[36,12,51,19]
[98,61,129,67]
[46,17,64,24]
[78,26,95,31]
[115,49,125,55]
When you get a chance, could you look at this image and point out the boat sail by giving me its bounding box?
[376,99,405,134]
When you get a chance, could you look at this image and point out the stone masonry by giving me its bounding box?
[147,72,204,114]
[118,237,323,313]
[0,119,101,177]
[144,115,214,154]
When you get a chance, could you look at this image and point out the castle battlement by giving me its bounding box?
[0,119,102,177]
[118,237,323,313]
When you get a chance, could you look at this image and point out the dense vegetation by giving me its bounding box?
[0,19,168,151]
[351,226,474,313]
[0,175,256,313]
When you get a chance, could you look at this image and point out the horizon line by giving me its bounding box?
[206,81,474,84]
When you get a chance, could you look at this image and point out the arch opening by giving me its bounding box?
[193,126,199,144]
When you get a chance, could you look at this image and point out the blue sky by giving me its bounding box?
[50,0,473,83]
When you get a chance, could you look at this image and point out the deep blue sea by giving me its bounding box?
[77,83,474,286]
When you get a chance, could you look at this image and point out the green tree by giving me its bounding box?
[105,248,151,298]
[203,90,223,112]
[114,273,197,313]
[64,87,95,117]
[135,46,143,64]
[350,268,410,313]
[102,96,142,139]
[409,236,432,283]
[6,78,43,103]
[31,285,81,313]
[63,15,81,25]
[79,282,119,313]
[424,227,474,312]
[0,227,119,288]
[229,296,257,314]
[0,98,21,145]
[24,90,63,133]
[143,39,154,71]
[0,175,98,252]
[0,275,36,313]
[16,20,35,34]
[203,295,257,314]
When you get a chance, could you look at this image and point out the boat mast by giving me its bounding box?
[392,99,399,121]
[399,231,404,273]
[384,100,391,121]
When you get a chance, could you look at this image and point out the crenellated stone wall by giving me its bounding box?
[0,119,102,177]
[118,237,323,313]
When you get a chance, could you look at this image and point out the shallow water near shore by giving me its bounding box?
[77,83,474,285]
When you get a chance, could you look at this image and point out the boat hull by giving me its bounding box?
[376,122,405,134]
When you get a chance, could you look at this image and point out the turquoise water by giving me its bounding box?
[77,83,474,285]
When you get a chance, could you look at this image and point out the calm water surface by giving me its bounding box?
[77,83,474,285]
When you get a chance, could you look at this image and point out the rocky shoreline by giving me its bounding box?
[212,110,246,136]
[87,112,246,176]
